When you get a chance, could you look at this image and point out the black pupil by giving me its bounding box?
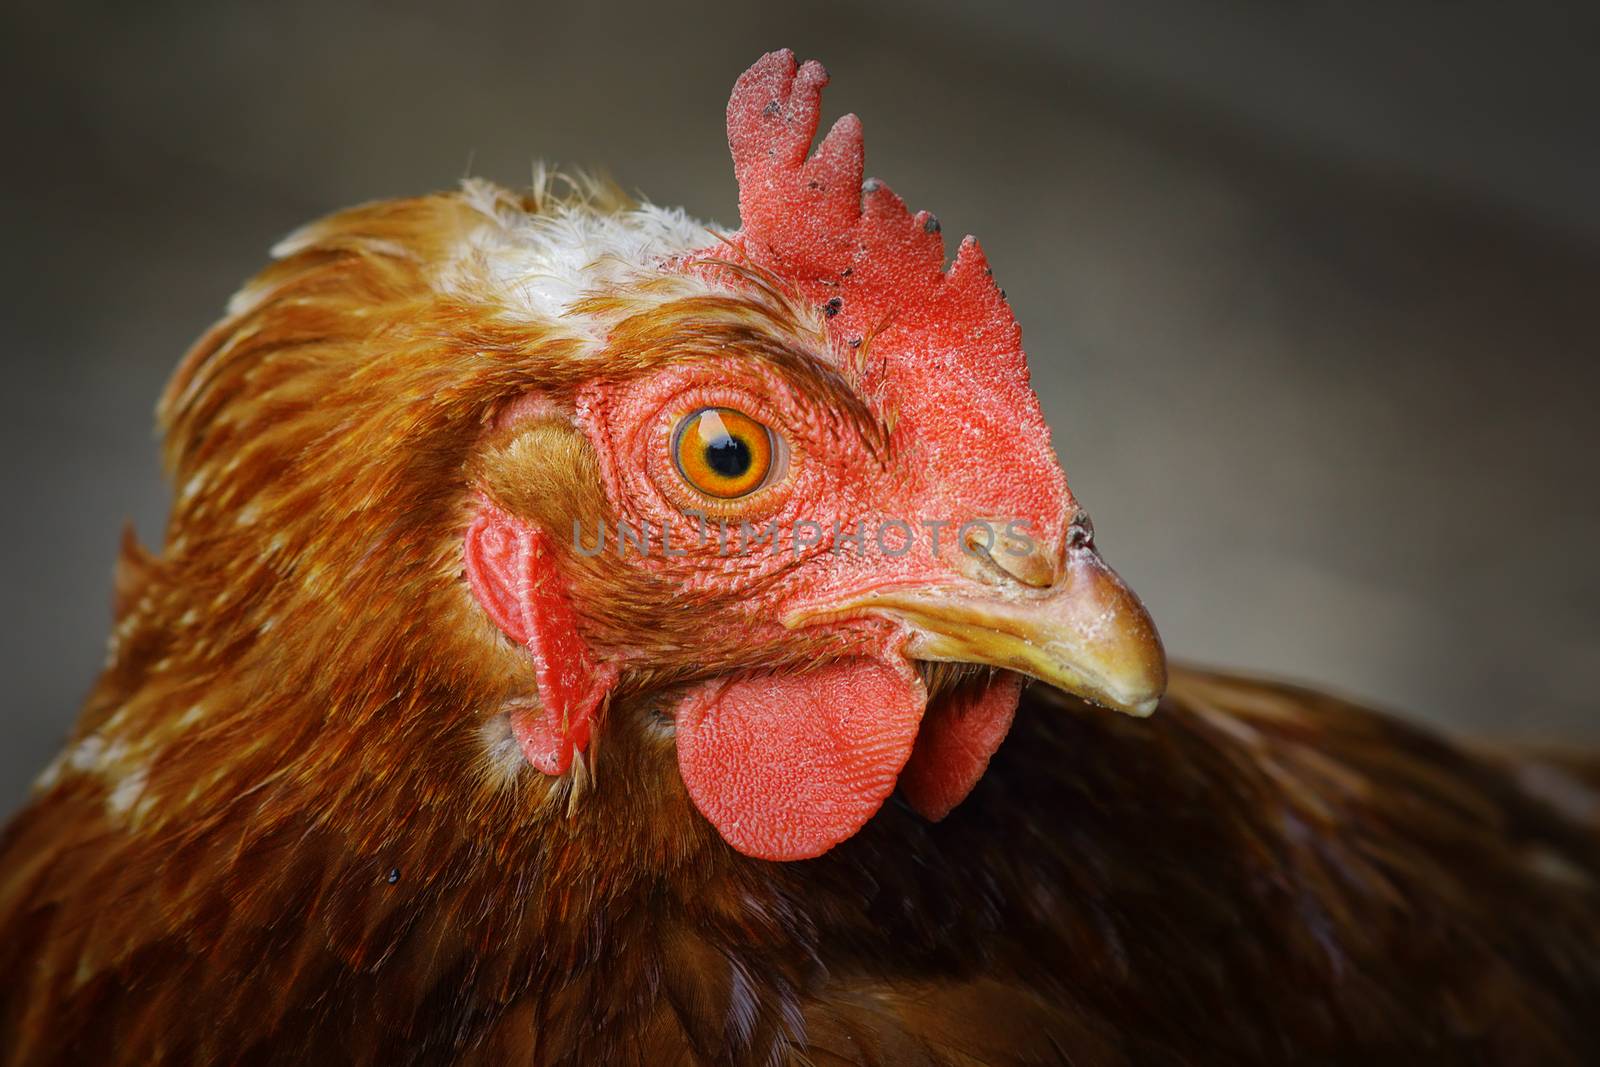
[703,430,752,479]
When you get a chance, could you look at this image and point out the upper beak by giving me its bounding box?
[794,514,1167,716]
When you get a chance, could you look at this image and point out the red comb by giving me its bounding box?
[719,51,1027,388]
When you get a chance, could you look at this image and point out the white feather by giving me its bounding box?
[439,177,722,339]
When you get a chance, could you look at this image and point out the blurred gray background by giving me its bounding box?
[3,1,1597,813]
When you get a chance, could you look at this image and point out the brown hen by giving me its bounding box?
[1,50,1596,1066]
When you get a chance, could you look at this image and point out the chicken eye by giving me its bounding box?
[672,407,775,499]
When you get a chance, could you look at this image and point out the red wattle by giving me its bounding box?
[674,657,926,861]
[899,673,1025,821]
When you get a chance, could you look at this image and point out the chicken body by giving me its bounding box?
[2,51,1597,1065]
[4,670,1598,1064]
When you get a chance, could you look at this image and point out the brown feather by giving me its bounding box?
[8,667,1600,1063]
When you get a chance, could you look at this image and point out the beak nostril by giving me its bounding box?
[1064,511,1096,551]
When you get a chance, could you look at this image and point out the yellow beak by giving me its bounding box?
[793,520,1167,716]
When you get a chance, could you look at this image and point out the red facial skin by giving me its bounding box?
[464,344,1070,861]
[464,50,1079,861]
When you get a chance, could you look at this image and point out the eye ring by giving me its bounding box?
[672,407,778,499]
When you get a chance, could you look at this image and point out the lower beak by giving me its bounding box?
[797,533,1167,717]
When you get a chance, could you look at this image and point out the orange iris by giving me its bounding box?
[673,407,774,499]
